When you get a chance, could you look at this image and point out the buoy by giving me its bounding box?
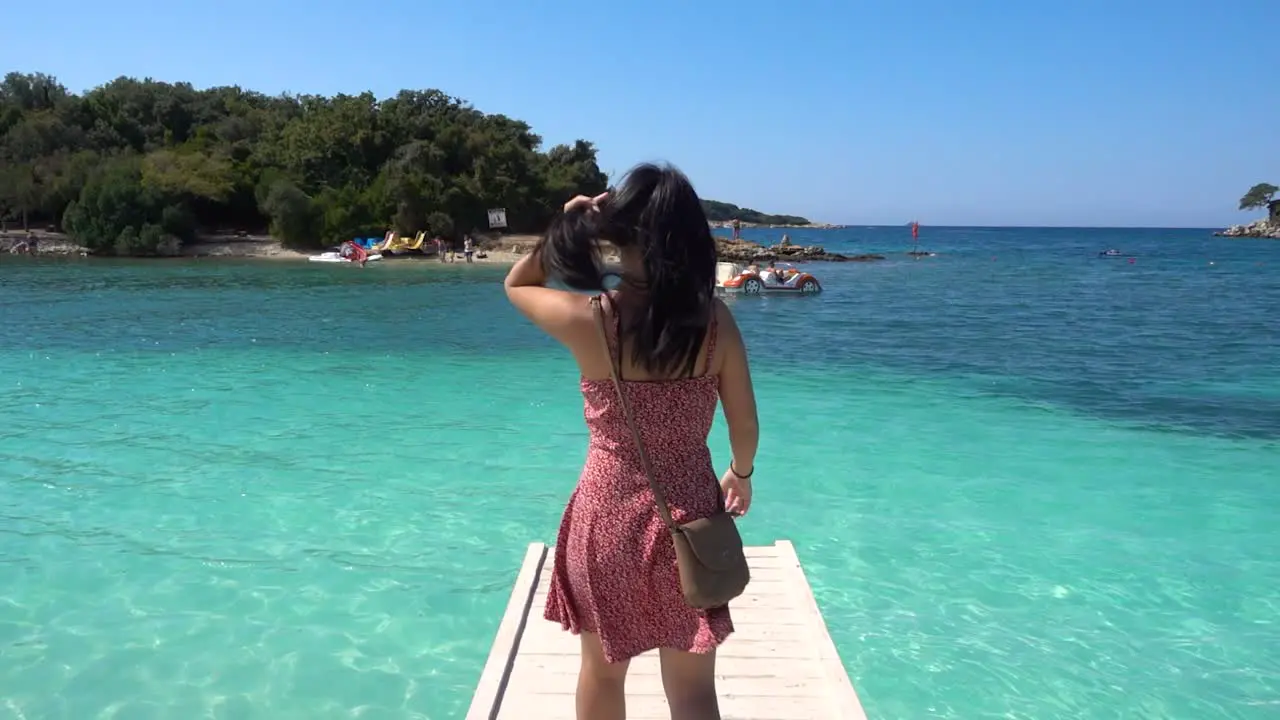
[1128,258,1135,264]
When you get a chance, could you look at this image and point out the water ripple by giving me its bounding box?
[1,228,1278,718]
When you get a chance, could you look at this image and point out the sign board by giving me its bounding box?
[487,208,508,229]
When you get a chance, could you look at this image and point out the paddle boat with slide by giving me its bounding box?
[715,261,822,295]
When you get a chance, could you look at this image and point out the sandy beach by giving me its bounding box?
[180,233,543,263]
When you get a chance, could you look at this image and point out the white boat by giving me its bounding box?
[309,240,383,264]
[308,251,383,263]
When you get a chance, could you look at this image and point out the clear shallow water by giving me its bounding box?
[1,226,1278,719]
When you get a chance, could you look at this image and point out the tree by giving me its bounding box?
[1238,183,1278,212]
[61,157,168,253]
[0,163,38,229]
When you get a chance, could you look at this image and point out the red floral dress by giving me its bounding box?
[543,296,733,663]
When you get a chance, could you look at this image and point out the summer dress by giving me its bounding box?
[543,294,734,663]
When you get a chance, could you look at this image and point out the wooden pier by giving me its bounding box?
[466,541,866,720]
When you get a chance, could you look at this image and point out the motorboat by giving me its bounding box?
[715,261,822,295]
[1098,249,1123,257]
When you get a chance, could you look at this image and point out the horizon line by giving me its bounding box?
[781,224,1225,231]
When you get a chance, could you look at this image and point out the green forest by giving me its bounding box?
[700,199,810,226]
[0,72,608,255]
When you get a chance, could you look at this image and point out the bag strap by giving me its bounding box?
[591,296,679,532]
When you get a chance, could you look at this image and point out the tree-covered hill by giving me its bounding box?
[0,71,607,255]
[700,199,810,226]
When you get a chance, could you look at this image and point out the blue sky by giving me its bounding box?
[3,0,1277,227]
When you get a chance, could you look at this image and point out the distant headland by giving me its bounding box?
[1216,182,1280,239]
[702,200,810,226]
[700,199,844,229]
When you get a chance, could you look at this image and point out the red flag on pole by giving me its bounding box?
[911,221,919,240]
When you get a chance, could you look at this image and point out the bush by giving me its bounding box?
[160,204,196,242]
[109,223,178,256]
[426,211,454,238]
[258,179,319,249]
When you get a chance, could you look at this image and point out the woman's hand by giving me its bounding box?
[720,467,752,517]
[564,192,608,214]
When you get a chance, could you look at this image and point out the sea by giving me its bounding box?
[1,226,1277,720]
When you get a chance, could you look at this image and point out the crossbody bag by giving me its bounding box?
[590,295,750,609]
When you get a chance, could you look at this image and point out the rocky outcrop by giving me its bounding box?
[0,230,89,255]
[714,237,884,263]
[1215,220,1280,239]
[473,233,885,263]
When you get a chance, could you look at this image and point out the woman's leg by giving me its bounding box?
[578,632,629,720]
[658,647,719,720]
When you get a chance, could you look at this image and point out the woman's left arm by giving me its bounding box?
[504,248,590,346]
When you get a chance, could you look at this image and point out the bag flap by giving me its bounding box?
[677,513,746,571]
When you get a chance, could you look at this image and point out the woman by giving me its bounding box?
[504,163,759,720]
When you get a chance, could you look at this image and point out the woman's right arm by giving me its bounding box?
[716,302,759,475]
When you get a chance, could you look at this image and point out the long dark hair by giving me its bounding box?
[541,163,717,377]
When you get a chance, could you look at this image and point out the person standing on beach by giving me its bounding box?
[463,235,475,263]
[504,163,759,720]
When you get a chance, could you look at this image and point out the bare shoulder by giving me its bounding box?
[506,284,599,348]
[714,297,742,343]
[554,291,604,346]
[712,297,745,372]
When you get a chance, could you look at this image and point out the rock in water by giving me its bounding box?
[1214,220,1280,239]
[713,237,885,263]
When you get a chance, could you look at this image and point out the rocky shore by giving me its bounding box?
[1,230,91,255]
[477,234,880,263]
[714,236,884,263]
[1214,220,1280,239]
[0,230,309,259]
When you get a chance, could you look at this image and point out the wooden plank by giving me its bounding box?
[464,542,548,720]
[530,591,805,614]
[499,692,828,719]
[776,540,868,720]
[470,541,867,719]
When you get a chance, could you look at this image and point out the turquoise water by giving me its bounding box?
[2,227,1278,719]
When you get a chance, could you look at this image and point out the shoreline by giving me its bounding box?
[0,231,539,264]
[709,221,846,230]
[4,231,872,264]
